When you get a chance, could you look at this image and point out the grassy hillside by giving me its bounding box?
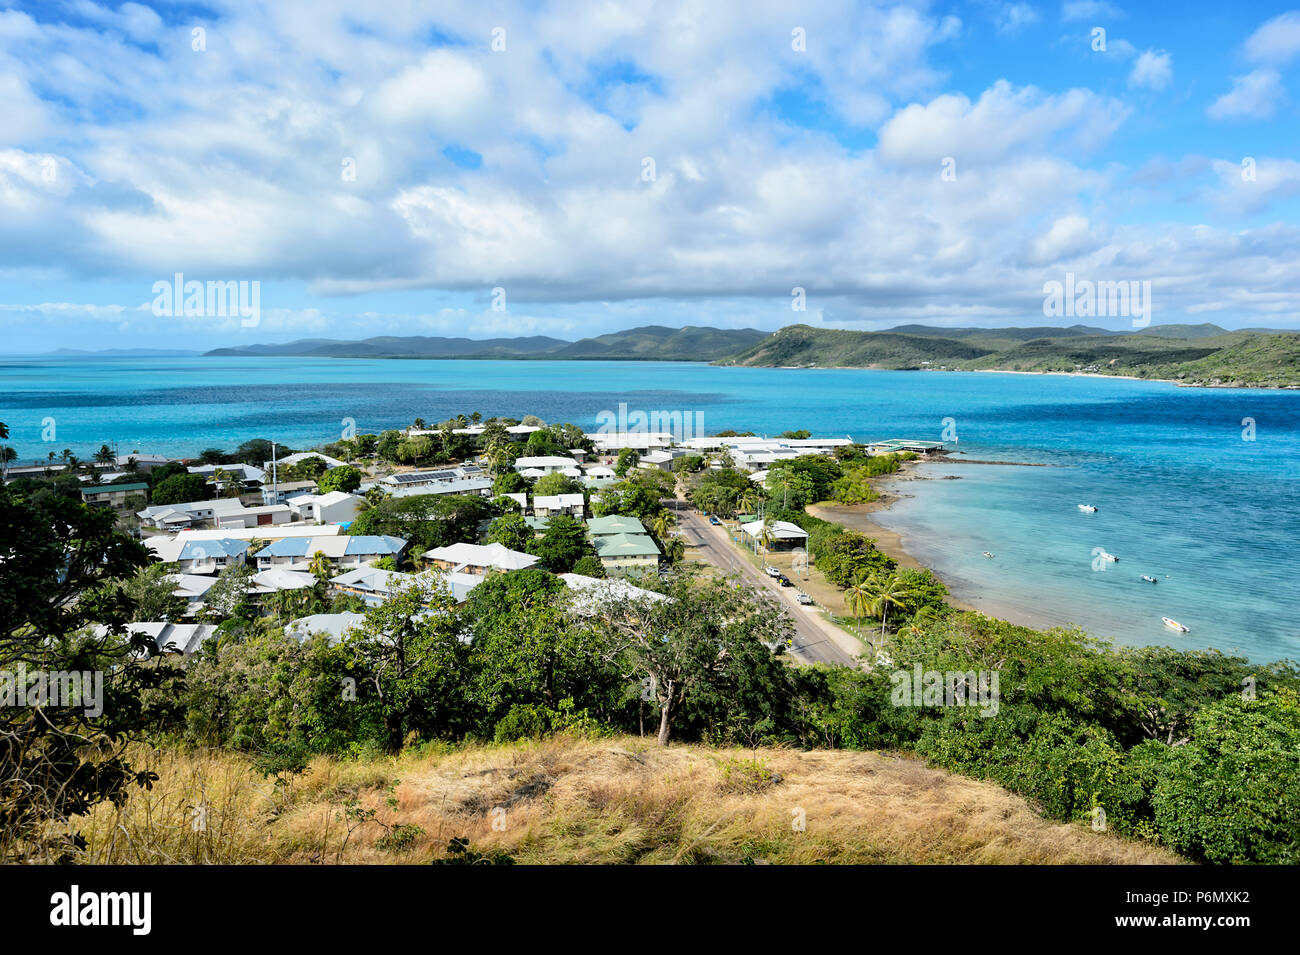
[720,324,1300,387]
[719,325,991,369]
[77,735,1179,865]
[550,324,767,360]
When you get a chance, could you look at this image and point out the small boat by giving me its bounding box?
[982,551,994,558]
[1099,551,1119,562]
[1162,617,1189,633]
[1077,504,1098,513]
[1141,575,1158,584]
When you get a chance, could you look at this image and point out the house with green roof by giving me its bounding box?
[81,482,150,513]
[587,515,647,537]
[592,531,661,574]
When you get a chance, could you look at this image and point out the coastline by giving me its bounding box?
[806,468,980,614]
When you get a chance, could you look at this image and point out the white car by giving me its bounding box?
[796,592,814,606]
[764,565,780,577]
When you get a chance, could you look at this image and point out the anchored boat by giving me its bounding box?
[1162,617,1189,633]
[1141,575,1158,584]
[1077,504,1098,513]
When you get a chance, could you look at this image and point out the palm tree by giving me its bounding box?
[412,417,427,431]
[844,577,872,620]
[94,444,115,466]
[865,572,914,645]
[308,551,332,582]
[662,536,686,564]
[650,512,675,541]
[737,487,759,515]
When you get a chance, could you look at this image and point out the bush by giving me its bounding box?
[494,704,550,743]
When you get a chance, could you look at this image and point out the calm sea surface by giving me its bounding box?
[2,356,1297,662]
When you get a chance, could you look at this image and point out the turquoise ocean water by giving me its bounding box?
[2,356,1296,662]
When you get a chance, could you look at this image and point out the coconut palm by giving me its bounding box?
[308,550,332,582]
[94,444,115,466]
[650,512,675,541]
[865,572,915,644]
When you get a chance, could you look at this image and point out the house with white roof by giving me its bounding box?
[532,493,585,518]
[168,573,220,616]
[287,490,361,524]
[423,542,539,576]
[266,451,346,472]
[188,463,267,486]
[328,566,480,606]
[251,568,318,592]
[741,519,809,550]
[513,455,580,475]
[285,612,367,644]
[122,622,219,655]
[559,573,668,613]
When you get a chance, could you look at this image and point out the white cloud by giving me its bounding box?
[1129,49,1173,90]
[1061,1,1123,22]
[1208,69,1285,119]
[1244,10,1300,65]
[997,3,1041,34]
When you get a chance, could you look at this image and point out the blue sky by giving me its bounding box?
[1,0,1298,351]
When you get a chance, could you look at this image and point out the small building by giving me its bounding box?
[592,533,661,574]
[533,493,585,518]
[176,538,251,576]
[255,534,406,572]
[81,482,150,512]
[267,451,346,472]
[587,515,648,537]
[261,480,318,505]
[287,490,361,524]
[285,612,367,644]
[423,542,539,576]
[741,519,809,550]
[866,439,945,455]
[513,455,580,475]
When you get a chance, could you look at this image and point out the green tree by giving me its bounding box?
[589,574,795,746]
[123,562,187,622]
[318,465,362,494]
[528,514,596,574]
[486,512,533,552]
[0,482,178,861]
[151,473,213,506]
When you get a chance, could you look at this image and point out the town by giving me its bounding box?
[2,415,940,664]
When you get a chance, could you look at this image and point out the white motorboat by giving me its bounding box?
[1077,504,1098,513]
[1162,617,1189,633]
[1099,551,1119,562]
[982,551,994,558]
[1141,575,1158,584]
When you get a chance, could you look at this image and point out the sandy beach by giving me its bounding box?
[806,470,979,613]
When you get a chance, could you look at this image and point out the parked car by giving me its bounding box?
[764,565,780,577]
[796,592,814,605]
[709,515,721,525]
[777,575,792,587]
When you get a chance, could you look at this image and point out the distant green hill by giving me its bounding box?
[206,325,766,362]
[718,324,1300,387]
[550,325,767,360]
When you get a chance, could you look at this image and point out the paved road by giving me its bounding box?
[668,500,860,667]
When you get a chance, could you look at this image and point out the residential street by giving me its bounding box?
[667,499,862,667]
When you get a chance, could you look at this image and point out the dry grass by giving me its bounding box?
[76,736,1182,865]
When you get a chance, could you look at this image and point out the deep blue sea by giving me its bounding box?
[2,356,1297,662]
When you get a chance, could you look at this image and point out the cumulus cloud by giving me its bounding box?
[1208,69,1285,119]
[1061,1,1124,22]
[1244,10,1300,65]
[1129,49,1173,90]
[0,0,1295,348]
